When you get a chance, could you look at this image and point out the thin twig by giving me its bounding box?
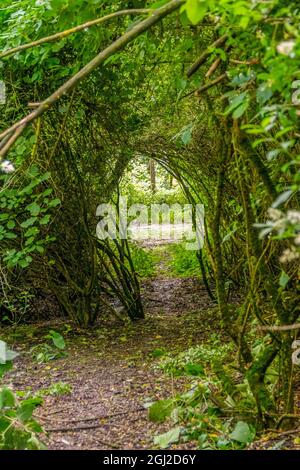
[258,323,300,332]
[195,73,228,95]
[230,58,260,65]
[0,125,26,157]
[37,407,144,424]
[266,427,300,436]
[205,57,221,79]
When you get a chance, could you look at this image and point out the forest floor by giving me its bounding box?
[2,241,216,449]
[1,241,300,450]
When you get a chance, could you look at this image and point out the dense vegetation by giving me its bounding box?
[0,0,299,451]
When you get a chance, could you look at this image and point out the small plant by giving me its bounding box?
[0,340,44,450]
[158,338,233,376]
[168,242,200,278]
[1,290,34,324]
[36,381,72,397]
[150,337,258,449]
[30,330,67,363]
[0,165,60,270]
[45,330,66,350]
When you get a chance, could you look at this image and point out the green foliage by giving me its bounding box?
[229,421,256,445]
[36,381,72,397]
[168,242,200,277]
[30,330,67,363]
[1,290,34,324]
[148,399,174,422]
[149,347,167,358]
[154,426,181,449]
[150,336,260,449]
[159,337,233,376]
[128,243,156,278]
[0,166,59,269]
[0,341,44,450]
[0,0,299,446]
[45,330,66,350]
[121,158,186,208]
[0,391,44,450]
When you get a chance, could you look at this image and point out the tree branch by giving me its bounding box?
[259,323,300,332]
[187,34,228,78]
[0,0,184,161]
[205,57,221,79]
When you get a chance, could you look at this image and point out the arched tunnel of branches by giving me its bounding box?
[0,0,299,452]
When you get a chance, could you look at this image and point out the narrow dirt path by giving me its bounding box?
[4,243,215,450]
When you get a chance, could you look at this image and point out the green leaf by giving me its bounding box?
[184,0,208,25]
[26,202,41,216]
[181,127,192,145]
[150,348,167,358]
[27,165,39,177]
[47,330,65,350]
[4,232,17,239]
[279,270,290,288]
[151,0,169,8]
[232,101,248,119]
[0,387,16,409]
[271,190,292,208]
[148,399,173,423]
[256,83,273,105]
[229,421,255,444]
[18,258,31,268]
[39,214,50,225]
[0,416,10,433]
[24,226,40,238]
[17,398,42,422]
[21,217,37,228]
[0,361,13,378]
[6,220,16,230]
[154,427,181,449]
[48,198,61,208]
[224,92,247,116]
[184,363,205,376]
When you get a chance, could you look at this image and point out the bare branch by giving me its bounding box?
[205,57,221,79]
[230,58,260,65]
[259,323,300,332]
[0,125,26,157]
[195,73,228,95]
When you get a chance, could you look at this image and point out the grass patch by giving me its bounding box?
[168,242,200,278]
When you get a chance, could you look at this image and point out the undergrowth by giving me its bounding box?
[148,335,277,449]
[167,242,200,278]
